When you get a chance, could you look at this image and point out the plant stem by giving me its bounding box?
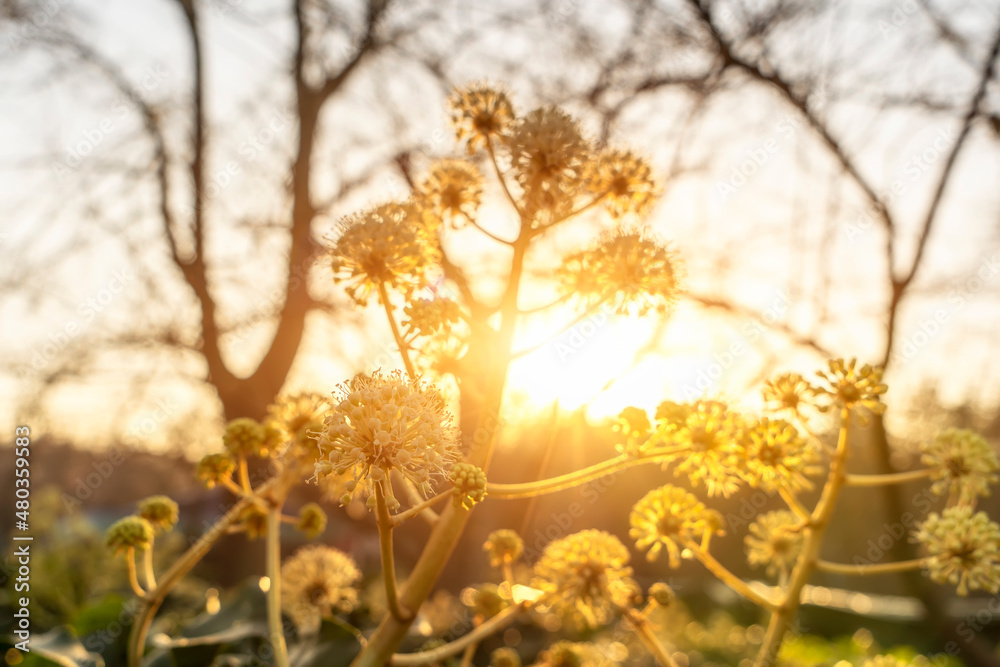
[378,281,416,379]
[239,456,252,494]
[686,543,777,611]
[142,542,157,590]
[391,490,450,526]
[487,447,687,498]
[127,548,146,598]
[127,478,279,667]
[754,408,853,667]
[816,558,927,576]
[486,138,521,216]
[376,482,411,622]
[392,470,440,526]
[778,487,811,523]
[388,603,526,665]
[625,607,680,667]
[266,504,290,667]
[845,469,933,487]
[459,642,478,667]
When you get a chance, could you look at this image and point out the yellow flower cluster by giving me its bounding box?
[761,372,817,416]
[281,545,361,635]
[742,418,819,493]
[296,503,327,539]
[314,371,461,511]
[137,495,179,534]
[558,227,681,317]
[196,453,235,488]
[531,530,639,627]
[920,428,999,505]
[449,84,515,153]
[450,462,487,509]
[403,296,463,340]
[417,160,483,226]
[531,641,620,667]
[329,201,438,305]
[663,400,746,497]
[916,506,1000,596]
[483,529,524,569]
[815,358,887,417]
[612,406,652,455]
[265,392,329,461]
[585,149,660,219]
[629,484,723,567]
[744,510,803,582]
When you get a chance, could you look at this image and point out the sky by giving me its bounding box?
[1,0,999,452]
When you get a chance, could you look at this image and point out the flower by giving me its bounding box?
[647,582,675,607]
[449,84,515,153]
[418,160,483,225]
[815,358,887,417]
[468,583,508,621]
[491,647,522,667]
[629,485,722,567]
[484,529,524,568]
[654,400,692,428]
[106,516,154,555]
[238,504,268,539]
[921,429,999,505]
[281,545,361,634]
[196,453,235,488]
[137,496,179,533]
[664,400,746,497]
[403,296,463,339]
[505,106,592,220]
[450,462,487,509]
[916,506,1000,595]
[533,641,619,667]
[296,503,327,539]
[558,227,682,317]
[762,373,818,415]
[612,406,652,456]
[585,149,659,218]
[328,201,437,305]
[265,392,329,460]
[741,418,819,492]
[531,530,640,627]
[223,418,268,458]
[745,510,803,582]
[315,370,461,511]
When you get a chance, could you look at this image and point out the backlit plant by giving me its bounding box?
[105,83,1000,667]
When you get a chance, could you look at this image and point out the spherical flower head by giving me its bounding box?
[281,545,361,635]
[328,201,437,305]
[296,503,327,539]
[815,358,887,418]
[449,83,515,153]
[654,400,692,428]
[106,516,154,555]
[745,510,803,582]
[630,484,720,567]
[403,296,463,340]
[223,418,268,458]
[505,106,592,221]
[137,495,179,534]
[490,647,522,667]
[469,583,508,621]
[916,505,1000,596]
[197,453,235,488]
[484,529,524,568]
[265,392,329,461]
[418,160,483,226]
[741,418,819,493]
[666,400,746,497]
[315,370,461,511]
[450,462,487,509]
[534,641,617,667]
[239,504,268,540]
[921,428,999,505]
[585,148,660,219]
[558,227,682,317]
[531,529,639,628]
[613,406,651,456]
[647,582,676,607]
[762,373,818,416]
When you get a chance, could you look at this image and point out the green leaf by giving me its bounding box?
[8,626,106,667]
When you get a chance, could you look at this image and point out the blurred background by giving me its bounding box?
[2,0,1000,664]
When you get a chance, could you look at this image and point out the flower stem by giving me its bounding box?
[389,603,525,665]
[391,490,450,527]
[624,607,680,667]
[238,456,252,495]
[845,469,934,487]
[815,558,927,576]
[686,542,777,611]
[376,482,412,622]
[142,541,157,590]
[127,548,147,598]
[459,642,478,667]
[486,138,521,217]
[778,487,811,523]
[754,408,853,667]
[487,447,687,498]
[266,504,290,667]
[392,470,440,526]
[378,281,416,380]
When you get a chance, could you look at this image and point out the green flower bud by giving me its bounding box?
[106,516,154,555]
[197,453,235,488]
[223,418,267,458]
[296,503,327,539]
[137,495,179,533]
[450,462,487,509]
